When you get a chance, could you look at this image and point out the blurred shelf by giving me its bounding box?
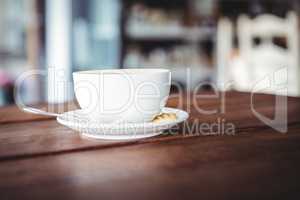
[126,24,184,40]
[126,24,216,41]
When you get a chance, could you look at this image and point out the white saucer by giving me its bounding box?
[56,107,189,140]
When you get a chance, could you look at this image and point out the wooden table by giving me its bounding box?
[0,92,300,200]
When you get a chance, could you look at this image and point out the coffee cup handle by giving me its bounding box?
[14,70,60,117]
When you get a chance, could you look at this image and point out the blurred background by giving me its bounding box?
[0,0,300,106]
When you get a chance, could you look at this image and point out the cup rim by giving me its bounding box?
[73,68,170,75]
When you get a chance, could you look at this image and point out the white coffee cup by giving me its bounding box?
[73,68,171,123]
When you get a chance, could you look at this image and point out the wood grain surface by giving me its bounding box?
[0,92,299,200]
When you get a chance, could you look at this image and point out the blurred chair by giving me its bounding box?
[237,12,299,96]
[217,12,300,96]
